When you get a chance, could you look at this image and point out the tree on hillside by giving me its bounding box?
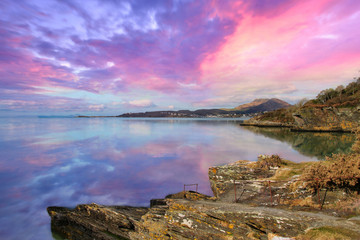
[316,88,337,103]
[347,82,357,95]
[335,85,344,102]
[294,98,308,108]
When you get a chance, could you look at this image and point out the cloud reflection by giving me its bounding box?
[0,118,354,239]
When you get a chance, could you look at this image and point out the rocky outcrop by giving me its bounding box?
[48,204,148,240]
[292,106,360,132]
[208,160,277,201]
[240,120,293,128]
[242,105,360,132]
[48,158,360,239]
[48,198,360,240]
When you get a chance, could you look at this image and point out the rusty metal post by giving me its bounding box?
[317,180,321,208]
[234,179,237,202]
[268,181,273,204]
[321,188,328,210]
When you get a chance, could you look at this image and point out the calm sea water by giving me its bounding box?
[0,117,355,239]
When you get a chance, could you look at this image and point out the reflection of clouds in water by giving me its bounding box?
[0,118,353,240]
[129,123,151,135]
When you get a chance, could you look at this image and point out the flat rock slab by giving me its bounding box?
[48,199,360,240]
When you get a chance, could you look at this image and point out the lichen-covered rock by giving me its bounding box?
[208,160,279,202]
[47,158,360,239]
[48,204,148,240]
[241,105,360,132]
[48,199,360,240]
[292,106,360,132]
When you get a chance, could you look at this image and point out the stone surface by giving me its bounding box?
[48,204,148,240]
[48,160,360,239]
[48,198,360,240]
[208,160,276,201]
[292,106,360,132]
[240,120,293,128]
[242,105,360,132]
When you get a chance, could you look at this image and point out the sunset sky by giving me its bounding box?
[1,0,360,115]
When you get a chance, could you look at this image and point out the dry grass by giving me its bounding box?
[269,160,313,181]
[297,226,360,240]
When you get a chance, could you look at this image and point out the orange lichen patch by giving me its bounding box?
[169,202,198,213]
[48,210,57,217]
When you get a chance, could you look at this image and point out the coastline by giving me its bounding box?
[240,122,354,133]
[48,156,360,240]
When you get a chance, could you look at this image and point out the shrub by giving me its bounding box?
[301,128,360,193]
[255,154,285,169]
[301,162,331,192]
[352,128,360,153]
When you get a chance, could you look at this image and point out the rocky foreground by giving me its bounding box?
[48,157,360,240]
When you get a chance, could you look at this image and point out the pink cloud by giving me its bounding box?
[199,0,360,104]
[1,0,360,114]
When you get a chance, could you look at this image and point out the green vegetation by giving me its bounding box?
[250,76,360,124]
[254,108,295,123]
[271,161,313,181]
[310,77,360,107]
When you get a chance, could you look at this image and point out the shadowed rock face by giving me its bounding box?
[48,204,148,240]
[292,106,360,132]
[243,105,360,132]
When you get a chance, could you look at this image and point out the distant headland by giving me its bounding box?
[78,98,291,118]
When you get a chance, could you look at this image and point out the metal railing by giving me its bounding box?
[232,177,358,210]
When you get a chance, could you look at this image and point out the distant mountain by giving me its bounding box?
[241,78,360,132]
[117,98,291,118]
[232,98,291,113]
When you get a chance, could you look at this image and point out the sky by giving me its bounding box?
[1,0,360,116]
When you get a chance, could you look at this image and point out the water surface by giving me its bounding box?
[0,118,354,239]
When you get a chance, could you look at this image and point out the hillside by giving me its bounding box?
[232,98,291,113]
[117,98,291,118]
[242,77,360,132]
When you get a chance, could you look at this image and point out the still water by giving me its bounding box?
[0,117,355,239]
